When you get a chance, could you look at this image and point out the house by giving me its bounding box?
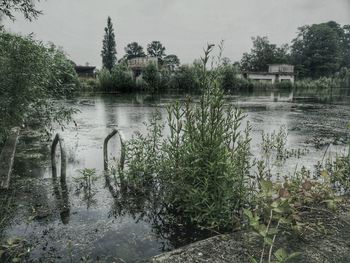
[127,57,158,77]
[243,64,295,84]
[75,65,96,78]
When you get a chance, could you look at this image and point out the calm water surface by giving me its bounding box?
[2,91,350,262]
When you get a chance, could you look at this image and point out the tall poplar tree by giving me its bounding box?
[101,16,117,71]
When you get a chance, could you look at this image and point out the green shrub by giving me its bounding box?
[120,45,252,230]
[97,68,114,91]
[168,64,201,92]
[79,78,99,91]
[218,63,241,91]
[141,63,161,93]
[111,64,135,92]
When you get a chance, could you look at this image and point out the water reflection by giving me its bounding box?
[52,176,70,224]
[104,170,214,251]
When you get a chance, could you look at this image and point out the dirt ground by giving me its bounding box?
[145,201,350,263]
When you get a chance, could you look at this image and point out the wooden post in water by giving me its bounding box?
[51,133,67,183]
[103,129,125,171]
[0,128,19,189]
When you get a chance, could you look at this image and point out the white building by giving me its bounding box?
[127,57,158,77]
[244,64,295,84]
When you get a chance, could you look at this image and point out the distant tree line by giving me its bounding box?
[240,21,350,79]
[96,18,350,94]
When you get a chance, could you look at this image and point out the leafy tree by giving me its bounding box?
[0,31,78,145]
[240,36,290,72]
[221,57,231,66]
[219,63,241,91]
[342,25,350,69]
[111,64,135,92]
[169,65,201,92]
[142,63,160,93]
[147,41,166,59]
[291,21,344,78]
[0,0,41,21]
[163,54,180,71]
[124,42,145,59]
[101,16,117,71]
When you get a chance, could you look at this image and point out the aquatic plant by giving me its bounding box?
[118,44,253,230]
[0,238,30,263]
[73,168,98,209]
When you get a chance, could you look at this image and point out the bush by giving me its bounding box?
[97,68,113,91]
[111,64,135,92]
[141,63,161,93]
[168,64,201,92]
[119,45,252,230]
[218,63,241,91]
[79,78,99,91]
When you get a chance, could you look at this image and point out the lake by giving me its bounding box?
[2,90,350,262]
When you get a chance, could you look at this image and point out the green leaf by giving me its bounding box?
[260,180,273,194]
[286,252,302,261]
[249,255,258,263]
[268,227,279,235]
[274,248,288,261]
[264,237,273,245]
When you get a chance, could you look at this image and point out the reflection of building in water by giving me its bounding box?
[243,64,295,84]
[127,57,158,77]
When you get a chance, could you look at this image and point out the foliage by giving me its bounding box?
[119,45,253,230]
[101,16,117,71]
[141,63,161,93]
[97,68,113,91]
[73,169,98,209]
[163,54,180,71]
[0,0,41,21]
[0,31,78,146]
[111,63,135,92]
[293,73,349,101]
[325,155,350,194]
[124,42,145,59]
[291,21,350,78]
[147,40,166,60]
[241,36,290,72]
[79,78,99,91]
[0,237,30,262]
[246,152,347,263]
[218,63,241,91]
[168,64,201,92]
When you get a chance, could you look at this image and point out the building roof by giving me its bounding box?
[244,71,295,76]
[75,66,96,71]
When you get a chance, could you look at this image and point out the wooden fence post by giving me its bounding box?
[51,133,67,183]
[103,129,125,171]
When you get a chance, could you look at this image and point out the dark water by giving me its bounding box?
[2,90,350,262]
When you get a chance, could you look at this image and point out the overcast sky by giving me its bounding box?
[2,0,350,68]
